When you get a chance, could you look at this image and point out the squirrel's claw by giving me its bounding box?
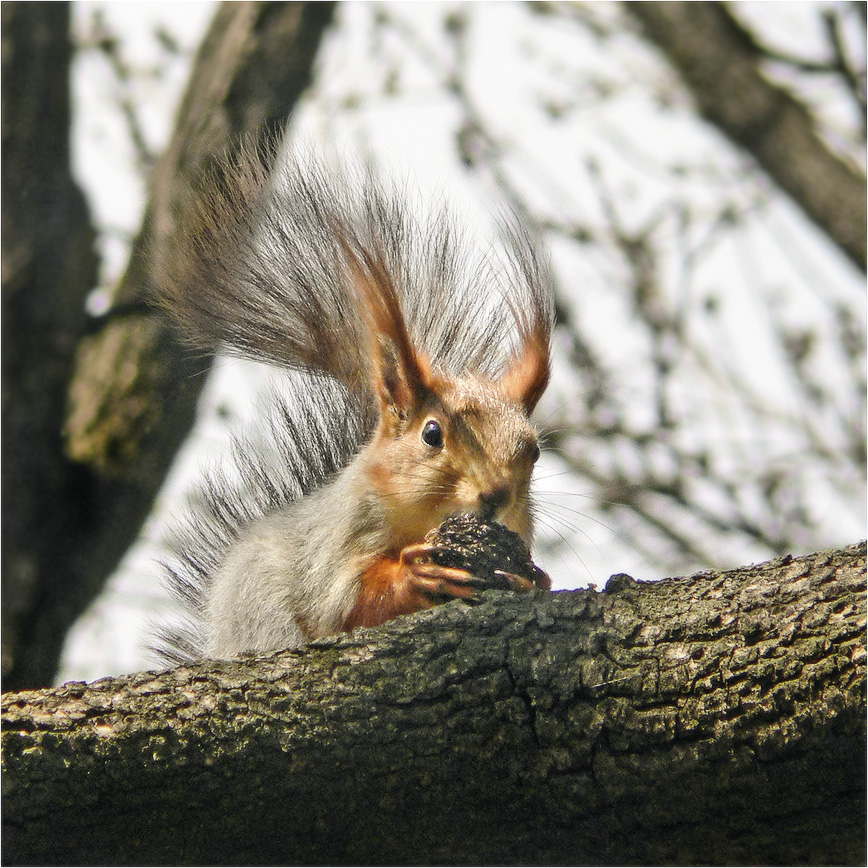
[493,569,538,594]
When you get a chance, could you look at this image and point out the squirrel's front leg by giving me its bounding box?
[340,543,536,632]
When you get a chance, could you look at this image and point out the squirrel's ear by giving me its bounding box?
[342,240,432,416]
[373,332,433,416]
[499,326,550,415]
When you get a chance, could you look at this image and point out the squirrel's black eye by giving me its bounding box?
[531,442,541,464]
[422,419,444,448]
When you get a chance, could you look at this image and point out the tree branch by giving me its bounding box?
[626,1,867,271]
[3,542,864,866]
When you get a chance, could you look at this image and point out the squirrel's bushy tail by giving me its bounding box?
[155,374,377,664]
[157,140,554,401]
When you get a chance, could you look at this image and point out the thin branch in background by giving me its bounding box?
[823,6,867,129]
[627,1,866,270]
[77,8,159,172]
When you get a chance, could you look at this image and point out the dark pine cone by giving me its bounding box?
[424,513,551,591]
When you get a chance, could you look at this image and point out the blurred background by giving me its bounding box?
[3,1,865,688]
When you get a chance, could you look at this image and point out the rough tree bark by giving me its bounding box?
[627,1,867,271]
[3,542,864,866]
[2,1,336,691]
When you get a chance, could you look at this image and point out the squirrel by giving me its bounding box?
[155,142,554,662]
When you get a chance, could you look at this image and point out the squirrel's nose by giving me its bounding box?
[478,485,510,520]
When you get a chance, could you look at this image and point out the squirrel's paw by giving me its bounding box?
[401,543,482,601]
[400,544,535,599]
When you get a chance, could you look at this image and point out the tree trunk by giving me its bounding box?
[1,3,99,689]
[3,542,864,866]
[2,1,336,691]
[626,1,867,272]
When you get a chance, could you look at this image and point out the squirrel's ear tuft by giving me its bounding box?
[341,238,432,417]
[496,221,554,415]
[499,327,550,415]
